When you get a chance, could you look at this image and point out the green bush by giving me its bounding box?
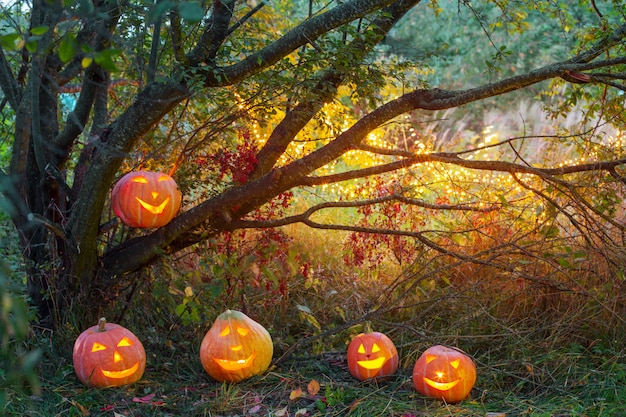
[0,261,41,407]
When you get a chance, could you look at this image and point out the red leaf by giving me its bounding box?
[132,393,156,403]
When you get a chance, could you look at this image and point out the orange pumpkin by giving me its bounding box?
[347,332,398,381]
[412,345,476,403]
[111,170,182,228]
[73,318,146,388]
[199,310,273,383]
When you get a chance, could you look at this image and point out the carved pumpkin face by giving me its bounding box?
[73,318,146,388]
[347,332,398,381]
[412,345,476,403]
[111,170,182,228]
[199,310,273,383]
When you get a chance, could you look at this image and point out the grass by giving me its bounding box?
[5,227,626,417]
[6,331,626,416]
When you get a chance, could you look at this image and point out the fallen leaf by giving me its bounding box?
[274,406,289,416]
[100,404,116,411]
[289,388,304,400]
[307,379,320,396]
[71,400,90,416]
[132,393,156,403]
[295,408,308,416]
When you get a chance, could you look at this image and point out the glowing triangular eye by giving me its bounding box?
[158,175,171,182]
[91,342,107,352]
[132,177,149,183]
[371,343,381,353]
[425,354,438,364]
[117,337,133,347]
[450,359,460,369]
[219,326,231,337]
[237,327,249,336]
[357,344,366,354]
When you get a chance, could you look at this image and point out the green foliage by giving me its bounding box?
[0,263,40,408]
[0,204,40,407]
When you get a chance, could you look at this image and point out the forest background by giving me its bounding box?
[1,0,626,415]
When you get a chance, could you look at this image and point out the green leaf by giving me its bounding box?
[175,303,188,317]
[25,38,39,53]
[30,26,49,36]
[77,0,94,13]
[21,349,42,371]
[0,33,24,51]
[147,0,174,24]
[178,2,205,22]
[209,282,224,299]
[59,34,78,63]
[94,48,122,72]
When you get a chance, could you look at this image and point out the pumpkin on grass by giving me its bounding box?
[111,170,182,228]
[73,318,146,388]
[200,309,273,383]
[347,332,398,381]
[412,345,476,403]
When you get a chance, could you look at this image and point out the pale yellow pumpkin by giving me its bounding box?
[199,310,273,383]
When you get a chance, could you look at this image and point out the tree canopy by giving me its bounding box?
[0,0,625,328]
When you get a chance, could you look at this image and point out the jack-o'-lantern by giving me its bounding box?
[412,345,476,403]
[73,318,146,388]
[111,170,182,228]
[200,310,273,383]
[347,332,398,381]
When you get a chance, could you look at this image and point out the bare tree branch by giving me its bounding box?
[0,48,21,110]
[187,0,236,65]
[231,194,497,229]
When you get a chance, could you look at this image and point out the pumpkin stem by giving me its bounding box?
[98,317,107,332]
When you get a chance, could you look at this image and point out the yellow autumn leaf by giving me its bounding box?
[81,56,93,68]
[289,388,304,400]
[184,286,193,297]
[307,379,320,396]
